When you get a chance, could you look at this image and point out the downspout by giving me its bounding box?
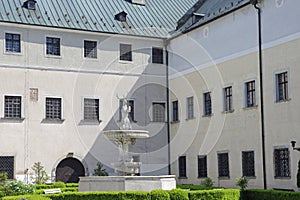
[252,0,267,189]
[164,40,171,175]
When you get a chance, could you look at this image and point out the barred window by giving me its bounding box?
[46,37,60,56]
[274,148,290,178]
[187,96,194,119]
[203,92,212,116]
[172,100,179,122]
[242,151,255,177]
[46,97,62,119]
[152,102,165,122]
[119,99,135,121]
[84,98,99,121]
[84,40,97,58]
[245,81,256,107]
[224,86,233,111]
[276,72,288,101]
[0,156,14,179]
[218,152,229,178]
[152,47,163,64]
[120,44,132,61]
[5,33,21,53]
[4,96,22,118]
[178,156,186,177]
[198,155,207,178]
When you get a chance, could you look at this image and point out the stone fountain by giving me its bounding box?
[78,96,176,192]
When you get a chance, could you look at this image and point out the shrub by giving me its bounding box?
[52,181,66,188]
[93,162,109,176]
[3,180,35,196]
[31,162,49,184]
[168,189,189,200]
[235,176,249,190]
[177,184,214,190]
[150,189,170,200]
[200,177,214,188]
[189,189,240,200]
[0,172,8,186]
[119,191,150,200]
[65,183,78,188]
[242,189,300,200]
[3,195,51,200]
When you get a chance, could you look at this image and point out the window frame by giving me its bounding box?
[223,86,233,112]
[45,97,63,120]
[172,100,179,122]
[275,71,289,102]
[3,95,22,119]
[45,36,61,57]
[244,80,256,108]
[198,155,207,178]
[242,151,255,177]
[0,156,14,179]
[83,98,100,121]
[152,102,166,122]
[119,43,132,62]
[178,156,187,178]
[83,40,98,59]
[274,147,290,178]
[152,47,164,64]
[5,32,21,54]
[203,92,212,116]
[186,96,194,119]
[217,152,230,178]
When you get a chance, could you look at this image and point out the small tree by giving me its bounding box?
[235,176,249,190]
[297,160,300,188]
[31,162,49,184]
[200,177,214,188]
[93,162,108,176]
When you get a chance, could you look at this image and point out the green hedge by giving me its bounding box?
[168,189,189,200]
[177,184,215,191]
[35,187,78,194]
[150,190,170,200]
[189,189,240,200]
[242,189,300,200]
[2,195,51,200]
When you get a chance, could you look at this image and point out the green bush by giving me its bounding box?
[35,187,78,194]
[189,189,240,200]
[177,184,215,191]
[119,191,150,200]
[65,183,78,188]
[242,189,300,200]
[3,195,51,200]
[200,177,214,188]
[168,189,189,200]
[150,189,170,200]
[3,180,35,196]
[235,176,249,190]
[52,181,66,188]
[47,191,121,200]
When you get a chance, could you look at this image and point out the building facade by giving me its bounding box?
[0,0,300,190]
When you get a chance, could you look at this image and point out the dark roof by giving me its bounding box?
[176,0,250,33]
[0,0,198,38]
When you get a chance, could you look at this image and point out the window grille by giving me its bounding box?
[187,96,194,119]
[152,102,165,122]
[152,47,163,64]
[178,156,186,177]
[224,87,233,111]
[274,148,290,178]
[46,37,60,56]
[172,100,179,122]
[46,97,62,119]
[84,40,97,58]
[218,152,229,178]
[84,98,99,120]
[203,92,212,115]
[5,33,21,53]
[242,151,255,177]
[120,44,132,61]
[4,96,21,118]
[246,81,255,107]
[276,72,288,101]
[198,155,207,178]
[0,156,14,179]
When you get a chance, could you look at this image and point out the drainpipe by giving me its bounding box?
[164,40,171,175]
[252,0,267,189]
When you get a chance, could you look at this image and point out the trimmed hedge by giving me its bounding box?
[168,189,189,200]
[242,189,300,200]
[189,189,240,200]
[150,190,170,200]
[3,195,51,200]
[177,184,215,191]
[35,187,78,194]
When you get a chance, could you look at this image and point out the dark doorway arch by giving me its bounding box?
[55,157,85,183]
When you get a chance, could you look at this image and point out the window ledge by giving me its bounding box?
[152,62,164,65]
[0,117,25,123]
[171,120,180,124]
[119,60,133,64]
[41,118,65,124]
[243,105,258,110]
[186,117,195,121]
[222,109,234,114]
[79,119,102,125]
[218,176,230,180]
[197,176,208,179]
[4,52,22,56]
[275,98,291,104]
[178,176,188,179]
[83,57,98,61]
[202,113,213,118]
[45,55,62,59]
[244,176,256,179]
[274,176,291,180]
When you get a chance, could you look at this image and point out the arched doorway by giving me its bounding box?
[55,157,85,183]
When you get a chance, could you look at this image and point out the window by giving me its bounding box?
[152,102,165,122]
[203,92,212,115]
[178,156,186,177]
[274,148,290,178]
[26,0,36,10]
[172,100,179,122]
[218,152,229,178]
[242,151,255,177]
[4,96,21,118]
[45,97,62,119]
[198,155,207,178]
[84,98,99,121]
[46,37,60,56]
[224,86,233,112]
[245,81,256,107]
[5,33,21,53]
[120,44,132,61]
[152,47,163,64]
[0,156,14,179]
[119,99,135,121]
[276,72,288,101]
[84,40,97,58]
[187,96,194,119]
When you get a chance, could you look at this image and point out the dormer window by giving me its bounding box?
[115,11,127,22]
[24,0,37,10]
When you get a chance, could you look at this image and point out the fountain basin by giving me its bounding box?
[103,130,149,140]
